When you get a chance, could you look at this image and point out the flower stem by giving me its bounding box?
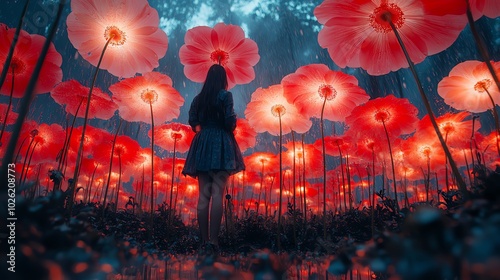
[483,87,500,156]
[149,101,155,224]
[382,121,399,211]
[102,119,122,218]
[388,21,468,199]
[291,131,297,248]
[277,113,283,250]
[57,98,84,173]
[169,138,177,219]
[320,95,327,240]
[69,34,114,215]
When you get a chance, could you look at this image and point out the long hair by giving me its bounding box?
[198,64,228,117]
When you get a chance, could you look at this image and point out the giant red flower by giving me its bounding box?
[150,122,194,153]
[426,0,499,19]
[438,60,500,113]
[245,84,312,136]
[314,0,466,75]
[179,22,260,89]
[110,72,184,124]
[282,64,369,121]
[51,80,117,119]
[283,142,324,178]
[67,125,113,162]
[417,112,479,149]
[234,118,257,153]
[0,24,62,98]
[345,94,419,138]
[18,123,65,164]
[66,0,168,78]
[244,152,278,175]
[402,134,446,171]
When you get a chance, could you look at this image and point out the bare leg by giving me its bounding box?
[209,171,229,245]
[197,173,211,244]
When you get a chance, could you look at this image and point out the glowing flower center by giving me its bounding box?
[474,79,492,92]
[113,145,127,156]
[30,129,39,138]
[171,131,183,140]
[9,57,26,75]
[104,26,127,46]
[374,109,391,123]
[271,104,286,117]
[210,49,229,66]
[369,3,405,33]
[141,88,158,104]
[440,122,455,135]
[421,146,431,158]
[318,84,337,100]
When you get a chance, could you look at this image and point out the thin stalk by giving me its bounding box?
[58,98,84,173]
[381,121,399,211]
[21,141,38,187]
[169,138,177,213]
[113,153,122,212]
[257,161,265,215]
[101,120,122,217]
[87,163,99,203]
[345,153,352,209]
[291,131,297,247]
[69,33,114,215]
[483,87,500,156]
[320,95,327,240]
[337,144,347,211]
[277,113,283,250]
[149,101,155,223]
[19,135,36,187]
[371,148,375,237]
[301,134,307,224]
[388,20,468,199]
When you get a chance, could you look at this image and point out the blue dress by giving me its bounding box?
[182,90,245,178]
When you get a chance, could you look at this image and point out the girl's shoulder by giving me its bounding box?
[217,90,232,103]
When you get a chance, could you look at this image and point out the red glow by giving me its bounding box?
[179,22,260,89]
[51,80,117,120]
[314,0,467,75]
[282,64,369,121]
[66,0,168,78]
[0,24,62,98]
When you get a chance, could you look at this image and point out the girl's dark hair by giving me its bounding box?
[198,64,228,117]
